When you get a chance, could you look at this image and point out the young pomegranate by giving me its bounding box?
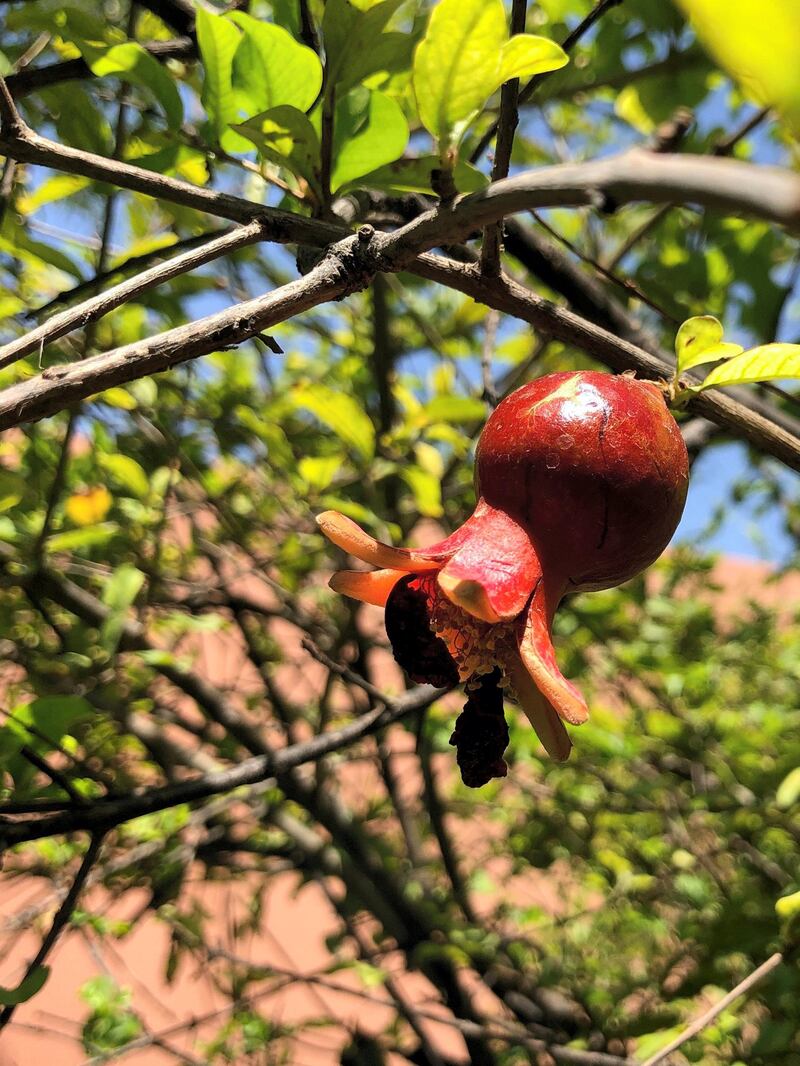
[318,371,689,786]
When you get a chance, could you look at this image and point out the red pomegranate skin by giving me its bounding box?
[476,371,689,592]
[318,371,689,784]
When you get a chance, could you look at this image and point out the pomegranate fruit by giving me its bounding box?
[318,371,689,786]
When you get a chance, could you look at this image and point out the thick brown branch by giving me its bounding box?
[0,235,371,428]
[383,150,800,268]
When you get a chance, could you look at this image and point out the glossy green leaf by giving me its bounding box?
[196,7,248,151]
[401,467,443,518]
[330,88,409,192]
[321,0,405,90]
[291,384,376,459]
[89,43,183,130]
[100,563,146,654]
[422,395,486,423]
[497,34,567,83]
[698,343,800,389]
[98,453,150,499]
[15,696,93,743]
[349,156,489,195]
[413,0,508,154]
[0,967,50,1006]
[776,766,800,809]
[675,315,744,374]
[230,14,322,115]
[673,0,800,132]
[236,106,322,195]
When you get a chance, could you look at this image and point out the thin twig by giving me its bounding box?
[470,0,625,164]
[0,681,443,845]
[0,222,266,371]
[481,0,527,275]
[0,833,104,1032]
[639,952,784,1066]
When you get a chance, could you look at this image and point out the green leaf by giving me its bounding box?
[89,42,183,130]
[776,766,800,809]
[412,0,566,157]
[675,315,744,374]
[334,31,415,95]
[98,453,150,499]
[401,467,443,518]
[15,696,92,743]
[196,7,247,151]
[330,88,409,192]
[348,156,489,195]
[321,0,405,91]
[291,385,376,459]
[422,395,486,423]
[498,34,567,83]
[298,456,343,491]
[100,563,145,654]
[235,106,321,195]
[0,967,50,1006]
[413,0,508,155]
[776,889,800,919]
[46,524,119,553]
[672,0,800,133]
[698,343,800,389]
[230,13,322,116]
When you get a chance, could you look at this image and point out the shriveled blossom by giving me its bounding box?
[319,372,689,787]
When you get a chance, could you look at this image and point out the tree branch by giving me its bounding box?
[4,38,195,99]
[0,233,373,428]
[0,684,443,846]
[639,952,784,1066]
[410,257,800,475]
[0,221,266,371]
[0,833,104,1031]
[382,150,800,269]
[481,0,527,274]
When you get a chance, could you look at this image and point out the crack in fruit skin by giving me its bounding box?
[320,370,689,786]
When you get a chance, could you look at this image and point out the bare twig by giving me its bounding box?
[0,681,442,845]
[639,952,784,1066]
[481,0,527,274]
[0,222,266,371]
[470,0,625,163]
[0,833,104,1032]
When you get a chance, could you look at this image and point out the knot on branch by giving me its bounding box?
[327,228,389,296]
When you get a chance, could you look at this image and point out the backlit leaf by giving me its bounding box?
[291,384,376,459]
[673,0,800,132]
[236,106,321,195]
[675,315,744,374]
[413,0,508,154]
[89,42,183,129]
[698,343,800,389]
[100,563,145,654]
[65,486,112,526]
[330,88,409,192]
[196,7,248,151]
[498,34,567,83]
[230,13,322,115]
